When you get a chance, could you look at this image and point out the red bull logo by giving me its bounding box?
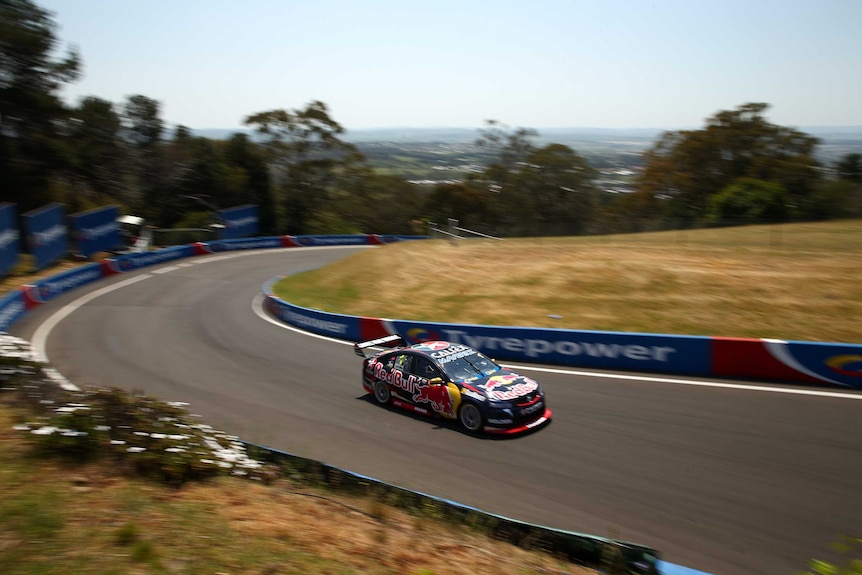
[412,383,456,417]
[483,375,539,401]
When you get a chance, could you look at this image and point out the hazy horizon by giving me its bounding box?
[39,0,862,132]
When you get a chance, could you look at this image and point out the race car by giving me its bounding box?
[355,335,552,435]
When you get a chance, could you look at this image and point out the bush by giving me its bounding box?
[1,336,274,487]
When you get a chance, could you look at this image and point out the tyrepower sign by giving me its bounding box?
[392,322,713,376]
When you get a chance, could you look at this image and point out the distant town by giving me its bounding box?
[195,126,862,195]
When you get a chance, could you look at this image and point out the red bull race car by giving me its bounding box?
[355,335,552,435]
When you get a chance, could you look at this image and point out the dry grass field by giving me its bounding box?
[274,220,862,343]
[0,406,597,575]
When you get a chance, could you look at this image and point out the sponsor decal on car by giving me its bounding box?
[520,401,544,416]
[483,374,539,401]
[487,418,514,425]
[412,382,457,417]
[367,358,427,395]
[412,341,450,352]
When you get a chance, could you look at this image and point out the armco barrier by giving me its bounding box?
[244,441,662,574]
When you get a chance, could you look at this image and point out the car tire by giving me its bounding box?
[373,380,391,405]
[458,402,483,432]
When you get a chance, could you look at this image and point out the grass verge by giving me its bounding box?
[0,339,599,575]
[272,220,862,343]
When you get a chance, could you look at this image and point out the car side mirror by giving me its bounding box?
[428,377,444,385]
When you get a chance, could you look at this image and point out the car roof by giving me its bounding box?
[378,341,474,357]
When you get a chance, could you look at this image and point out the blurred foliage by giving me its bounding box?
[798,536,862,575]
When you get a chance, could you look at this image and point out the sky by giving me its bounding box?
[37,0,862,132]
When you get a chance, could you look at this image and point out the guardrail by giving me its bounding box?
[243,441,661,574]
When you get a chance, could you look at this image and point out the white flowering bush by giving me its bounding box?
[1,333,275,486]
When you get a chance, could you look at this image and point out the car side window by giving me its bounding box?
[411,357,441,381]
[393,353,412,373]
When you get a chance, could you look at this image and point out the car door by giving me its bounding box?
[386,352,414,402]
[408,356,459,418]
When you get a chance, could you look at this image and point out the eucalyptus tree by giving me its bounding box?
[121,94,170,223]
[244,100,361,234]
[0,0,80,210]
[835,153,861,183]
[635,103,821,224]
[511,143,599,236]
[471,120,539,233]
[65,96,127,210]
[222,133,275,234]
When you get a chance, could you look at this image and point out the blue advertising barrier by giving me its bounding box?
[218,204,259,239]
[262,277,363,342]
[102,245,197,273]
[21,263,104,305]
[201,236,286,252]
[0,291,27,332]
[284,234,373,247]
[0,203,21,277]
[388,320,713,376]
[69,205,120,258]
[22,203,67,271]
[779,340,862,387]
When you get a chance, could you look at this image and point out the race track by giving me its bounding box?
[10,246,862,575]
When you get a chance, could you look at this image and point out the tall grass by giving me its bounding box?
[273,220,862,343]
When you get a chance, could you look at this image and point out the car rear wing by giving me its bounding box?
[353,334,407,358]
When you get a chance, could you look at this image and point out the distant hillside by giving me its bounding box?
[193,125,862,144]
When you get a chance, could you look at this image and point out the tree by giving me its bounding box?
[244,101,361,234]
[706,177,788,225]
[471,120,539,234]
[65,96,127,208]
[835,153,862,183]
[0,0,80,211]
[123,94,164,150]
[511,143,599,235]
[423,182,495,233]
[223,133,275,234]
[634,103,822,223]
[122,95,168,223]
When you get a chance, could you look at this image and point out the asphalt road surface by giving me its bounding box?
[11,246,862,575]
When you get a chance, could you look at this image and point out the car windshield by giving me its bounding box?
[440,351,501,381]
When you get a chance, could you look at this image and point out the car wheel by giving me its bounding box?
[373,380,391,405]
[458,403,483,432]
